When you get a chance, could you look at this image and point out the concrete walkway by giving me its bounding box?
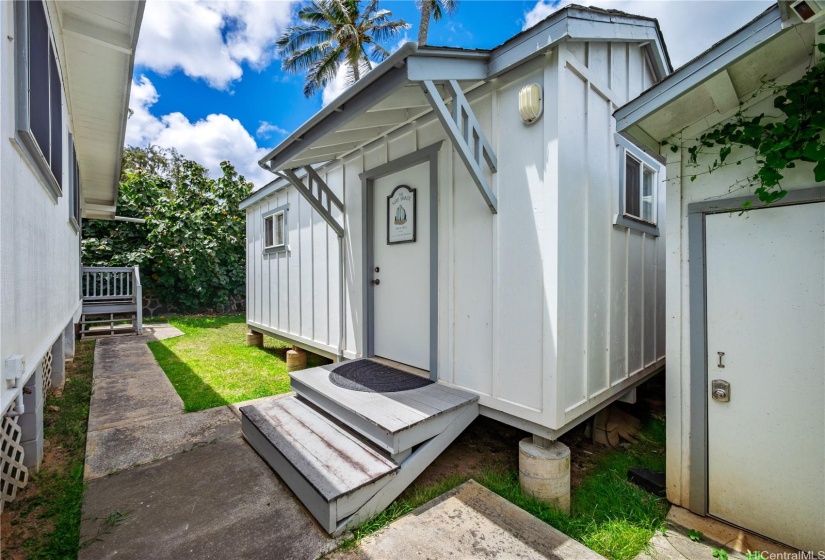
[328,481,606,560]
[79,327,336,560]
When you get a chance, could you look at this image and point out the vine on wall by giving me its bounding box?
[664,30,825,207]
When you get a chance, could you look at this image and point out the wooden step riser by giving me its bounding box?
[242,414,338,533]
[241,398,400,534]
[292,379,396,454]
[292,377,471,456]
[334,402,480,536]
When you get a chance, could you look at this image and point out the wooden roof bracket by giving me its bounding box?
[420,79,498,214]
[278,167,345,238]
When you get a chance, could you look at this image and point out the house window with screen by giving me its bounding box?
[624,154,656,224]
[15,0,64,197]
[263,206,288,253]
[615,136,660,236]
[68,135,81,226]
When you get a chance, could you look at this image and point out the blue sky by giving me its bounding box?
[125,0,773,187]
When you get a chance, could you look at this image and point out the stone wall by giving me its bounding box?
[142,292,246,318]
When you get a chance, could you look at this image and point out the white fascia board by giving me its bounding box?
[614,5,782,136]
[406,53,489,81]
[487,7,670,80]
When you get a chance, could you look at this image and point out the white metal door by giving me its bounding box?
[372,163,430,370]
[705,202,825,551]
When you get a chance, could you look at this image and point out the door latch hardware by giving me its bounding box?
[711,379,730,402]
[717,352,725,368]
[374,267,380,273]
[370,279,380,285]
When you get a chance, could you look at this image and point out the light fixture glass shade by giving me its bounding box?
[518,83,543,124]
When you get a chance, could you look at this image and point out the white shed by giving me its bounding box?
[615,4,824,552]
[240,5,670,533]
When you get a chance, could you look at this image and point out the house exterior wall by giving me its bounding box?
[0,1,81,416]
[246,38,664,435]
[555,41,665,430]
[662,59,818,509]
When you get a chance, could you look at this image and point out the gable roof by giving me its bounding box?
[614,4,816,152]
[254,4,670,179]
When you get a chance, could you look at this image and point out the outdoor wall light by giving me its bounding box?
[518,83,543,125]
[791,0,825,21]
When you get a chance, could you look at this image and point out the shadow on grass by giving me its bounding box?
[147,315,330,412]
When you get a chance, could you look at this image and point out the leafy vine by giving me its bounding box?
[663,29,825,207]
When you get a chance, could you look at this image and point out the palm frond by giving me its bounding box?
[277,0,407,97]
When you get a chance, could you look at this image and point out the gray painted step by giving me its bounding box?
[82,303,138,315]
[290,362,479,455]
[240,396,398,533]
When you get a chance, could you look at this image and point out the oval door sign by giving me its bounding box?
[387,185,416,244]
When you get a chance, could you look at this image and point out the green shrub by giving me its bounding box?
[82,146,251,311]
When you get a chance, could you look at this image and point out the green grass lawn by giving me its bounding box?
[147,314,330,412]
[341,419,668,560]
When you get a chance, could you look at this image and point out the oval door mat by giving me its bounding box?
[329,360,433,393]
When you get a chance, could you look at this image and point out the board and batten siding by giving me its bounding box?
[556,42,665,429]
[0,0,82,415]
[246,38,664,434]
[246,175,344,357]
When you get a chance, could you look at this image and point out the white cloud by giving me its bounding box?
[321,66,352,107]
[522,0,773,69]
[126,76,272,187]
[256,121,288,139]
[135,0,296,90]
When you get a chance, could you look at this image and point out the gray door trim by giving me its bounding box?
[686,185,825,517]
[360,141,443,380]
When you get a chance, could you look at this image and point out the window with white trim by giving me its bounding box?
[15,0,64,197]
[263,205,289,253]
[615,136,661,236]
[624,153,656,224]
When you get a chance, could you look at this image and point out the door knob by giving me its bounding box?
[711,379,730,402]
[371,279,380,285]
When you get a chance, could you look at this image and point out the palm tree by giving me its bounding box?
[417,0,458,46]
[277,0,409,98]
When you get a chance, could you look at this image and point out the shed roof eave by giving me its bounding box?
[259,5,672,176]
[69,0,146,220]
[613,4,783,139]
[258,42,419,172]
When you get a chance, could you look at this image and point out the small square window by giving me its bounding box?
[263,205,288,252]
[614,136,661,237]
[623,152,657,226]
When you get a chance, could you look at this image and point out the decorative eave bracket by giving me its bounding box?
[420,79,498,214]
[278,166,345,238]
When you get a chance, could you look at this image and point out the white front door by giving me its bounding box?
[705,202,825,551]
[371,162,430,371]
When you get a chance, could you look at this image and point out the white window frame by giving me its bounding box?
[263,204,289,253]
[615,135,662,237]
[68,133,80,230]
[14,0,65,201]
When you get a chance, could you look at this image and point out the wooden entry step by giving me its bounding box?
[289,361,479,456]
[240,396,398,534]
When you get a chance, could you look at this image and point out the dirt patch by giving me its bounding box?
[1,441,69,559]
[1,340,95,559]
[405,372,666,497]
